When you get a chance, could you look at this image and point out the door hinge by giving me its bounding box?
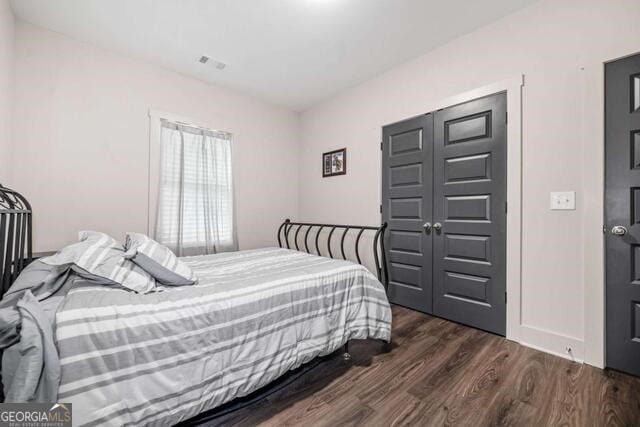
[505,111,508,124]
[380,204,383,214]
[380,141,383,151]
[603,225,607,234]
[505,292,507,304]
[505,202,508,213]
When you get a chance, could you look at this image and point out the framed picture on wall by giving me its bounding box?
[322,148,347,177]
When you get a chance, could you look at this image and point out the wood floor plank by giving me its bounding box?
[406,328,492,400]
[430,338,528,426]
[355,319,466,407]
[195,306,640,427]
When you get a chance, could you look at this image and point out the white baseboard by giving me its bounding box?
[517,324,585,363]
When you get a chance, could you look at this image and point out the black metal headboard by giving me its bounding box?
[0,185,32,295]
[277,219,389,290]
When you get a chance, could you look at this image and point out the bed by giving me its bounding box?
[0,185,392,426]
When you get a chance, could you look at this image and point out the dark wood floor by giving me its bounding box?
[206,305,640,426]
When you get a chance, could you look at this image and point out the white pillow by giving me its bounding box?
[124,232,197,286]
[41,231,156,294]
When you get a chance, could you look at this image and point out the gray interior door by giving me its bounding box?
[605,52,640,377]
[382,115,433,313]
[432,93,507,336]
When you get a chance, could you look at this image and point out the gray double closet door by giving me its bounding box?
[382,92,507,336]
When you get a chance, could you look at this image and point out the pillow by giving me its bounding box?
[124,232,197,286]
[40,231,156,294]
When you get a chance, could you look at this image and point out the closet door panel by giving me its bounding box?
[382,115,433,314]
[433,93,507,336]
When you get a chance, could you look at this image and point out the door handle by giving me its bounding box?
[433,222,443,233]
[423,222,431,233]
[611,225,628,236]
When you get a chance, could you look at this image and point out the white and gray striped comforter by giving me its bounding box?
[54,248,392,426]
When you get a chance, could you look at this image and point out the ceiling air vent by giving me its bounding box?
[197,55,226,70]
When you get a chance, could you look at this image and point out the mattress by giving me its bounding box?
[54,248,392,426]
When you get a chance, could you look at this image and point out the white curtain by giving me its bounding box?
[155,119,237,256]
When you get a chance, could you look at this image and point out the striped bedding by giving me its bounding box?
[54,248,392,426]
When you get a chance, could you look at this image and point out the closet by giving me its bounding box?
[382,92,507,335]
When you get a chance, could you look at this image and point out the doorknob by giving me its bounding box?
[433,222,443,233]
[611,225,628,236]
[423,222,431,232]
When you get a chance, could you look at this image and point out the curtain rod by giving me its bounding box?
[161,118,232,136]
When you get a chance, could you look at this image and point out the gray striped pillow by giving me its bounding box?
[41,231,156,294]
[124,233,197,286]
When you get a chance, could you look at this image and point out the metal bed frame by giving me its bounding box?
[277,218,389,291]
[0,184,33,403]
[0,184,32,297]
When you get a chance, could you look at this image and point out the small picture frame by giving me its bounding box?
[322,148,347,177]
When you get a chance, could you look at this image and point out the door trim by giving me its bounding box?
[380,76,525,344]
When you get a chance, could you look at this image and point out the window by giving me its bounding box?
[155,119,236,256]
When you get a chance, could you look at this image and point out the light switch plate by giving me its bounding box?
[550,191,576,210]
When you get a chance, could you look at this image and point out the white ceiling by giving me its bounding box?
[10,0,536,111]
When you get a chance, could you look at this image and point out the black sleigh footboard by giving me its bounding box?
[276,219,389,291]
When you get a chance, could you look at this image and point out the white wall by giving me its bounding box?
[12,21,299,252]
[0,0,14,184]
[298,0,640,365]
